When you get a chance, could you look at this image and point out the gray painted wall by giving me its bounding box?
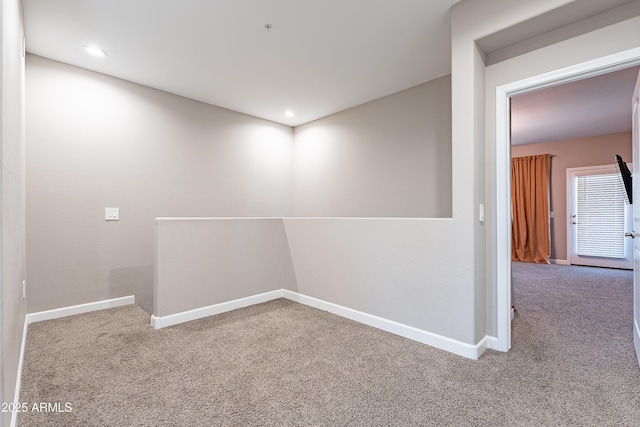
[2,0,27,423]
[26,57,458,314]
[293,76,452,218]
[282,218,468,341]
[155,218,294,317]
[26,55,294,313]
[154,217,470,345]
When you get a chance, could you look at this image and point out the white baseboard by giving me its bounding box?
[151,289,490,360]
[282,290,487,360]
[151,290,283,329]
[484,335,500,352]
[12,295,134,426]
[549,259,570,265]
[27,295,136,324]
[10,315,29,427]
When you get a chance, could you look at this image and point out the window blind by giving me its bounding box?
[576,172,626,258]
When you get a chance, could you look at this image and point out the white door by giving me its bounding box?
[568,165,633,269]
[632,70,640,367]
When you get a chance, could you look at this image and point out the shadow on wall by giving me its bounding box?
[109,265,154,315]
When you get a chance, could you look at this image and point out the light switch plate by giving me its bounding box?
[105,207,119,221]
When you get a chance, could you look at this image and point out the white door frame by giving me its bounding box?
[495,47,640,352]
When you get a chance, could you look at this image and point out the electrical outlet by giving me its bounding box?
[105,207,120,221]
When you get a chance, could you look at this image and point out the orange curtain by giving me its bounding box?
[511,154,551,264]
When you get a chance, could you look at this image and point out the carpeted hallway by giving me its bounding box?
[17,263,639,426]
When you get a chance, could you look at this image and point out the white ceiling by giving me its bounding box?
[511,66,640,146]
[23,0,459,127]
[23,0,639,140]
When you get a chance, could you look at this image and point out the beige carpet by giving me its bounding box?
[18,263,640,426]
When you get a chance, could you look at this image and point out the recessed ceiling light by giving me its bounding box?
[85,46,107,57]
[284,110,295,118]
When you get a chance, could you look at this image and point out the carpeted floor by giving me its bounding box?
[18,262,639,426]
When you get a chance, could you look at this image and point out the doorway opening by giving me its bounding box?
[495,47,640,352]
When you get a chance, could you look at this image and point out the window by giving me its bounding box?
[576,172,626,258]
[568,164,632,269]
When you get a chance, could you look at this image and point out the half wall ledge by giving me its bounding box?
[154,217,487,360]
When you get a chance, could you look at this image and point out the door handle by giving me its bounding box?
[625,232,636,238]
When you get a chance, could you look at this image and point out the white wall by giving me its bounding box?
[1,0,27,423]
[293,76,452,218]
[26,55,294,314]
